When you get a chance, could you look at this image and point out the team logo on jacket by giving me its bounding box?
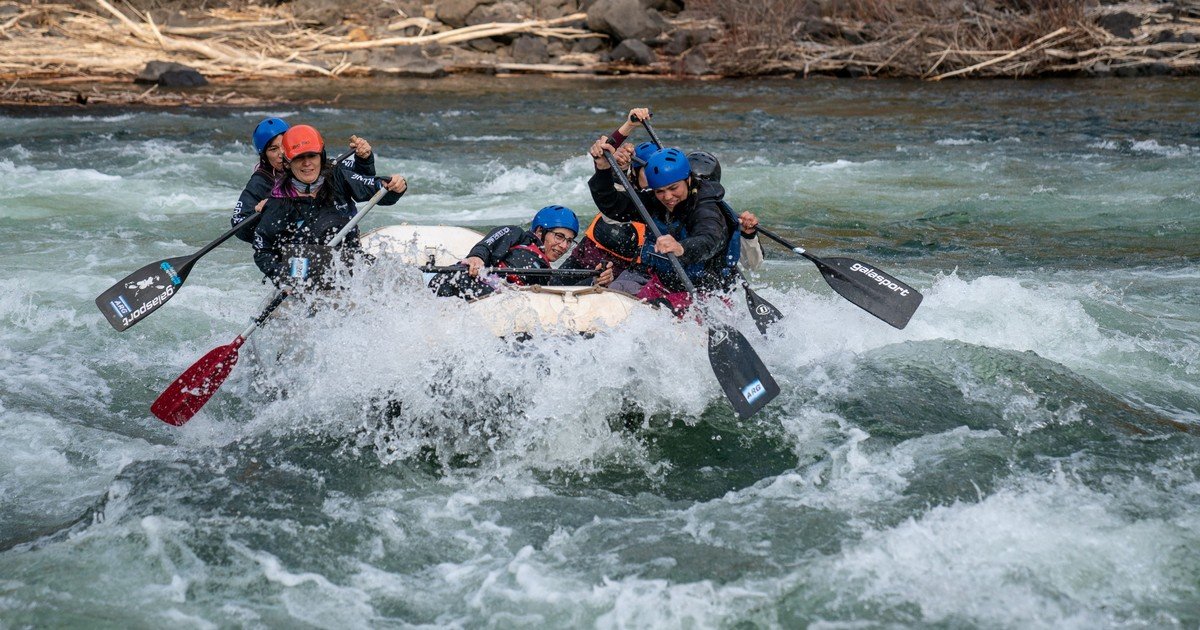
[289,256,310,279]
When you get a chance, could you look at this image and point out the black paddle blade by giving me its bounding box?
[815,257,923,329]
[708,324,780,418]
[95,255,193,331]
[742,283,784,335]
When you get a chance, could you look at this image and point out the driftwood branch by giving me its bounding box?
[320,13,598,52]
[928,26,1072,80]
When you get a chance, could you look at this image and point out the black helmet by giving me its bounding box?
[687,151,721,183]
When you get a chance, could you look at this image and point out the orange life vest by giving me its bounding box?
[584,213,646,262]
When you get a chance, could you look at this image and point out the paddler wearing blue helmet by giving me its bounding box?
[587,135,737,309]
[230,117,379,242]
[431,205,614,299]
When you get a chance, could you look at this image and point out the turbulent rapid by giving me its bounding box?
[1,76,1198,627]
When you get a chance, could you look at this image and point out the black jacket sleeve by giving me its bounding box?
[467,226,526,265]
[588,169,639,223]
[340,152,376,178]
[231,170,274,242]
[339,167,403,206]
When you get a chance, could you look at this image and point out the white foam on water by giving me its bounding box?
[0,411,161,535]
[736,265,1197,430]
[448,134,521,142]
[935,138,983,146]
[899,272,1112,362]
[478,163,560,194]
[1128,139,1195,157]
[810,158,867,171]
[366,155,596,226]
[238,110,301,119]
[229,541,377,627]
[315,477,782,628]
[215,259,721,466]
[829,474,1199,626]
[3,94,1197,628]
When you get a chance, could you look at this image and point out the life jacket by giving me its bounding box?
[272,198,358,291]
[497,242,549,285]
[639,211,740,290]
[584,213,646,262]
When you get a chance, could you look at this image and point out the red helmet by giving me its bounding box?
[281,125,324,161]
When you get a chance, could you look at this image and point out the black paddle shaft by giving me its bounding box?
[632,113,661,147]
[423,265,600,277]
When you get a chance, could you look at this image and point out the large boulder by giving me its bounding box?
[587,0,664,42]
[680,48,709,75]
[532,0,580,19]
[366,46,448,77]
[1096,11,1141,39]
[608,38,655,65]
[572,35,605,53]
[437,0,495,28]
[466,1,527,26]
[291,0,343,27]
[511,36,550,64]
[134,61,207,87]
[643,0,682,12]
[663,26,717,55]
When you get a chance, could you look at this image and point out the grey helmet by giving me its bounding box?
[687,151,721,183]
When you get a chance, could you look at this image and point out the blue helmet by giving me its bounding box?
[632,141,658,168]
[644,148,691,189]
[531,205,580,235]
[252,117,290,154]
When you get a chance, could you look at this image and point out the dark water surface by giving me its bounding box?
[1,76,1198,628]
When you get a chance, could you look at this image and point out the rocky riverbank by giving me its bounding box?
[2,0,1199,107]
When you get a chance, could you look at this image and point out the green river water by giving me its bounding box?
[0,76,1198,628]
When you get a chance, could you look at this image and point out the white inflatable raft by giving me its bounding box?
[361,225,648,336]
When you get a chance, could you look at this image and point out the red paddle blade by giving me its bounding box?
[151,337,244,426]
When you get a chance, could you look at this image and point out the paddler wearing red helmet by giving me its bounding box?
[230,117,378,242]
[252,124,407,291]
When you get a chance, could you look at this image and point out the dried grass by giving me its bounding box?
[0,0,599,86]
[688,0,1200,79]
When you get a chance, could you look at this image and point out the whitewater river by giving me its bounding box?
[2,76,1198,627]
